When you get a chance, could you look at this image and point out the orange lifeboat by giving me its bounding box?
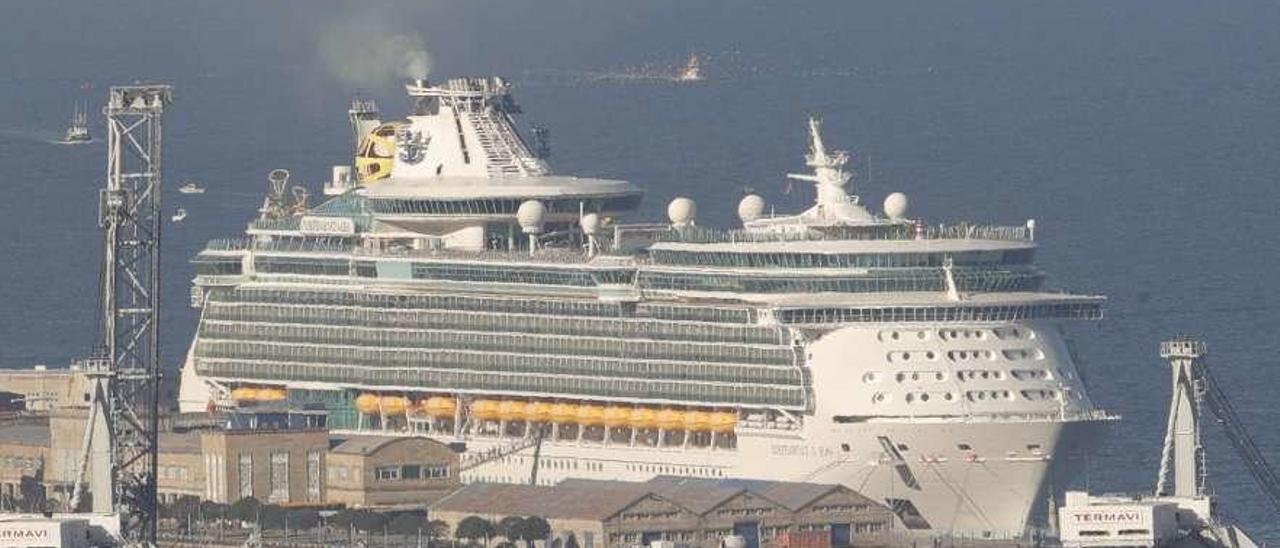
[603,406,631,428]
[708,411,737,433]
[231,387,258,401]
[380,395,409,416]
[526,402,554,423]
[550,403,577,423]
[471,399,501,421]
[684,410,712,432]
[423,396,457,418]
[497,400,528,422]
[629,407,658,429]
[259,388,287,402]
[576,404,605,426]
[355,393,381,414]
[655,409,683,430]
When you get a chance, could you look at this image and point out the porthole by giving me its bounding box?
[911,373,920,381]
[926,351,936,360]
[904,393,915,403]
[917,331,927,340]
[920,393,930,402]
[944,392,954,401]
[891,331,900,340]
[935,372,945,381]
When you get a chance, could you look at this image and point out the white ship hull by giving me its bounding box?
[179,316,1107,538]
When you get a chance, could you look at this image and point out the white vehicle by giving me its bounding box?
[178,76,1110,539]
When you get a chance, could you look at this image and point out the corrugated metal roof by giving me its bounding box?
[0,423,48,446]
[431,481,652,521]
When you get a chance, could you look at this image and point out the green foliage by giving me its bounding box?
[287,509,321,530]
[228,497,261,522]
[520,516,551,548]
[258,504,287,529]
[456,516,496,544]
[387,511,427,535]
[498,516,526,542]
[352,509,388,533]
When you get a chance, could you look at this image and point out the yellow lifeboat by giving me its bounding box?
[231,387,258,401]
[629,407,658,429]
[355,393,381,414]
[709,411,737,433]
[526,402,554,423]
[684,410,712,432]
[655,409,683,430]
[423,396,457,418]
[550,403,577,423]
[471,399,501,421]
[259,388,287,402]
[576,404,605,426]
[380,395,409,416]
[497,400,528,422]
[603,406,631,428]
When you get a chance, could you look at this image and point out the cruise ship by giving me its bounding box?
[178,77,1111,538]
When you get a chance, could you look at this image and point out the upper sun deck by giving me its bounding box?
[360,175,641,202]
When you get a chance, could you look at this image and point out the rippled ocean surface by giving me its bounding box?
[1,0,1278,540]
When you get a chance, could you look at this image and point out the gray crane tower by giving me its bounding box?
[71,85,172,547]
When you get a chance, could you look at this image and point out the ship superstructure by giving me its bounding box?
[178,76,1110,539]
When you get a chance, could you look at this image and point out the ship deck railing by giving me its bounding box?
[633,222,1033,245]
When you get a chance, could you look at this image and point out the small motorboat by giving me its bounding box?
[171,207,187,223]
[178,182,206,194]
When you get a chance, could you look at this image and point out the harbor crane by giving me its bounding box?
[1156,337,1280,515]
[70,85,172,547]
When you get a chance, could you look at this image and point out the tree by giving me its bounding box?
[288,508,321,530]
[228,497,261,523]
[352,509,388,533]
[498,516,526,544]
[520,517,551,548]
[199,500,227,526]
[388,511,427,536]
[456,516,496,546]
[258,504,287,530]
[424,519,450,547]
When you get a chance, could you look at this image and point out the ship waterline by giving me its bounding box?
[178,76,1110,539]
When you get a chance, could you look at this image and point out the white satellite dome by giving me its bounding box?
[516,200,547,234]
[580,213,600,235]
[737,194,765,223]
[883,192,909,220]
[667,197,696,227]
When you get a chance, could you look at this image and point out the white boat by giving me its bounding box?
[171,207,187,223]
[677,53,703,81]
[178,182,206,194]
[178,76,1111,540]
[59,102,92,144]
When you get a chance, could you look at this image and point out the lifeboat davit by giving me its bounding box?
[471,399,501,421]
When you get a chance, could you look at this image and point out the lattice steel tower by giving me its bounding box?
[74,85,172,546]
